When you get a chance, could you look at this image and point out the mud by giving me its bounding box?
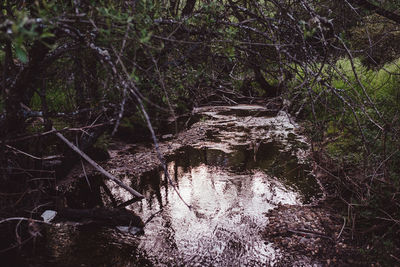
[52,104,357,266]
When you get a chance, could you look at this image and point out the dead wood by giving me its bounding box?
[55,207,144,227]
[20,103,144,199]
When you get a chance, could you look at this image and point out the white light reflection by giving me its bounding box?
[127,163,302,266]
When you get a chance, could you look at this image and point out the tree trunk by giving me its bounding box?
[3,41,49,135]
[182,0,196,16]
[252,65,278,97]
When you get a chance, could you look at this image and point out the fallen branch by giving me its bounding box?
[56,207,144,227]
[0,217,51,225]
[20,104,144,199]
[6,144,61,160]
[337,217,346,240]
[144,209,163,225]
[390,254,400,264]
[54,129,144,199]
[287,228,334,241]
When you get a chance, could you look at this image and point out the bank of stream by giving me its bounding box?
[23,105,354,266]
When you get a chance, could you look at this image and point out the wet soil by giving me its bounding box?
[263,205,358,266]
[50,105,357,266]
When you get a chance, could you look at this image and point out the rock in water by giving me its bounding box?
[41,210,57,223]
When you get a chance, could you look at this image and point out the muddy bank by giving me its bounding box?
[50,104,358,266]
[263,205,358,266]
[62,105,311,188]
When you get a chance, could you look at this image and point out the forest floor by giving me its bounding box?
[263,205,362,266]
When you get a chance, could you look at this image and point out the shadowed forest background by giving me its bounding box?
[1,0,400,265]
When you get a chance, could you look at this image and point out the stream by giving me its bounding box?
[25,105,324,266]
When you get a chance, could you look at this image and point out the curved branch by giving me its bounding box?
[350,0,400,24]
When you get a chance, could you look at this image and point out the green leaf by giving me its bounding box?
[140,30,152,43]
[15,46,28,63]
[40,32,55,39]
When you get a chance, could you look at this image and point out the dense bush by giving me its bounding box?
[1,0,400,263]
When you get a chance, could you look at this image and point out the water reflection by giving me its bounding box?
[129,157,301,266]
[98,143,320,266]
[19,105,322,266]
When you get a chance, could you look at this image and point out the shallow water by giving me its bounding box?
[18,105,322,266]
[129,145,319,266]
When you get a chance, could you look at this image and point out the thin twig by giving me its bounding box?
[0,217,51,225]
[337,217,346,240]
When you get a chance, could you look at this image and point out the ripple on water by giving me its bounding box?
[129,159,302,266]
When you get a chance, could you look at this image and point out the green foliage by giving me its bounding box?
[47,88,76,113]
[2,0,400,264]
[30,92,41,111]
[2,4,57,63]
[349,14,400,67]
[290,54,400,263]
[30,87,76,113]
[333,58,400,122]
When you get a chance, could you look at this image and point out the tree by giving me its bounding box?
[1,0,399,262]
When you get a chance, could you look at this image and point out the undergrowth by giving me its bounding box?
[290,57,400,264]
